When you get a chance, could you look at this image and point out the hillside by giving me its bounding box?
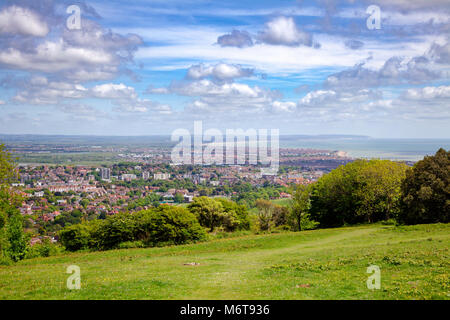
[0,223,448,300]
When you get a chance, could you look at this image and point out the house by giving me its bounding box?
[154,173,170,180]
[34,191,44,197]
[279,192,292,198]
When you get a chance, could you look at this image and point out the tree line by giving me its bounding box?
[290,148,449,229]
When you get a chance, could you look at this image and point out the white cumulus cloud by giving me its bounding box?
[258,16,312,47]
[0,6,49,37]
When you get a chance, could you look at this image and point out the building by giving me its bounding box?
[34,191,44,197]
[154,173,170,180]
[100,167,111,181]
[142,171,150,180]
[121,174,137,181]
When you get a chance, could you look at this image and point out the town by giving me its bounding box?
[9,145,353,245]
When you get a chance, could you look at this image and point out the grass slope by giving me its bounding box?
[0,223,448,300]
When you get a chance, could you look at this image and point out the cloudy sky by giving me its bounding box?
[0,0,449,138]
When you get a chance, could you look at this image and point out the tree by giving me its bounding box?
[272,204,290,227]
[59,222,96,251]
[6,212,29,261]
[291,184,311,231]
[309,159,408,227]
[174,193,184,203]
[398,148,449,224]
[188,197,225,231]
[0,144,27,262]
[215,198,251,231]
[80,199,89,209]
[355,160,407,222]
[255,199,274,231]
[0,144,17,185]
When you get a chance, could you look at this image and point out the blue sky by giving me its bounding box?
[0,0,449,138]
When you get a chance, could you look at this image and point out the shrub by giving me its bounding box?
[133,206,206,246]
[59,206,206,251]
[0,255,12,266]
[188,197,225,232]
[25,239,64,258]
[59,223,93,251]
[187,196,248,232]
[215,198,251,231]
[255,199,274,231]
[91,213,136,250]
[118,241,145,249]
[272,205,290,228]
[299,213,320,230]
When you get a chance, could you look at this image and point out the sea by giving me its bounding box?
[279,136,450,161]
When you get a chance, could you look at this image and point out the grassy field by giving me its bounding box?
[271,198,292,206]
[0,223,448,300]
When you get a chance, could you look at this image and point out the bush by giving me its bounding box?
[255,199,274,231]
[398,148,449,224]
[118,241,145,249]
[59,223,93,251]
[59,206,206,251]
[188,197,225,232]
[91,213,136,250]
[215,198,251,231]
[300,214,320,230]
[272,205,290,228]
[25,239,65,258]
[0,255,12,266]
[133,206,206,247]
[207,229,252,240]
[381,219,397,226]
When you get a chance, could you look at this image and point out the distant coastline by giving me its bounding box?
[1,134,449,162]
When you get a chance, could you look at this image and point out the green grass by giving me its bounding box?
[0,223,448,300]
[271,198,292,206]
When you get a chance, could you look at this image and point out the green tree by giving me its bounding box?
[291,184,312,231]
[59,222,95,251]
[255,199,274,231]
[216,198,251,231]
[59,206,206,251]
[188,197,225,231]
[272,204,290,227]
[310,159,408,227]
[0,144,27,262]
[398,148,449,224]
[0,144,16,185]
[355,160,407,222]
[174,193,185,203]
[6,212,29,261]
[133,206,206,246]
[80,199,89,209]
